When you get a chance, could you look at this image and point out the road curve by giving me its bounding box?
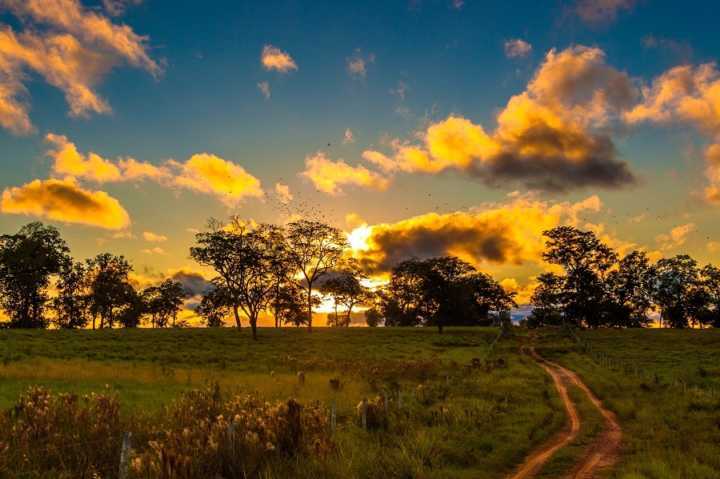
[508,347,622,479]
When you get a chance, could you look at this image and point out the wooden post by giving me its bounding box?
[361,398,368,430]
[118,432,132,479]
[330,400,337,432]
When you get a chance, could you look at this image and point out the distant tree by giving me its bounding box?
[698,265,720,327]
[650,255,701,328]
[0,223,70,328]
[197,285,232,327]
[606,251,654,327]
[86,253,135,329]
[528,273,565,327]
[265,227,296,328]
[541,226,617,327]
[286,220,348,332]
[52,261,91,329]
[192,219,284,339]
[276,282,314,327]
[116,288,145,328]
[319,260,370,328]
[364,307,382,327]
[143,279,186,328]
[379,257,513,333]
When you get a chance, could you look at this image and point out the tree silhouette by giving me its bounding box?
[0,223,70,328]
[52,261,91,329]
[651,255,702,328]
[143,279,186,328]
[606,250,654,327]
[197,285,232,327]
[319,260,370,327]
[286,220,348,332]
[86,253,135,329]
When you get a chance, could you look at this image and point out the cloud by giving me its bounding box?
[274,182,293,203]
[625,64,720,203]
[261,45,297,73]
[360,46,637,191]
[390,81,408,101]
[0,0,160,134]
[573,0,636,25]
[102,0,143,16]
[143,231,167,243]
[46,133,169,182]
[343,128,355,144]
[656,223,696,250]
[45,134,264,206]
[141,247,166,255]
[3,0,161,75]
[504,39,532,59]
[0,178,130,230]
[346,50,375,78]
[257,81,271,99]
[350,194,603,273]
[172,153,265,206]
[301,152,391,195]
[451,0,465,10]
[170,270,214,296]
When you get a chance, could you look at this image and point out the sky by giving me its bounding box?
[2,0,720,314]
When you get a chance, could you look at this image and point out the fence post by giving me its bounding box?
[361,398,368,430]
[330,400,337,432]
[118,432,132,479]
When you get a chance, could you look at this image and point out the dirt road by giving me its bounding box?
[508,348,622,479]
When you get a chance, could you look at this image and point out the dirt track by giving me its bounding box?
[508,348,621,479]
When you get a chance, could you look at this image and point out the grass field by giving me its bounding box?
[536,328,720,479]
[0,327,563,478]
[3,327,720,478]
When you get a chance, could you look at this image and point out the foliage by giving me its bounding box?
[0,223,70,328]
[143,279,187,328]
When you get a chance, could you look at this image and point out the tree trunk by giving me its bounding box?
[92,314,96,330]
[232,304,242,328]
[307,286,313,333]
[250,314,258,340]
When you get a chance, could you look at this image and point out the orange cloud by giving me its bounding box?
[626,63,720,203]
[346,50,375,78]
[143,231,167,243]
[0,1,159,133]
[301,152,390,195]
[350,194,604,273]
[261,45,297,72]
[656,223,696,251]
[1,178,130,230]
[274,182,293,203]
[46,133,168,182]
[359,46,636,191]
[172,153,265,205]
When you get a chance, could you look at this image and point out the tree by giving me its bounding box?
[143,279,186,328]
[286,220,348,332]
[319,260,370,328]
[86,253,136,329]
[698,265,720,327]
[0,223,70,328]
[365,307,382,327]
[606,251,653,327]
[265,227,296,328]
[528,273,565,327]
[192,219,283,339]
[650,255,701,328]
[276,282,314,327]
[52,261,91,329]
[541,226,618,327]
[197,285,232,327]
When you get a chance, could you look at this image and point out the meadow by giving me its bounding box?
[536,328,720,479]
[0,327,563,478]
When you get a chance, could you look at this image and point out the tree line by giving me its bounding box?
[0,223,186,330]
[529,226,720,328]
[0,219,517,336]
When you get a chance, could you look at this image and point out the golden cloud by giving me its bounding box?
[1,178,130,230]
[360,46,637,191]
[274,182,293,203]
[350,194,604,273]
[143,231,167,243]
[0,0,160,133]
[261,45,297,72]
[46,133,168,182]
[656,223,696,251]
[172,153,265,205]
[626,63,720,203]
[301,152,391,195]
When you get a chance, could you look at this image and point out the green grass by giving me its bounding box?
[0,327,564,478]
[536,328,720,479]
